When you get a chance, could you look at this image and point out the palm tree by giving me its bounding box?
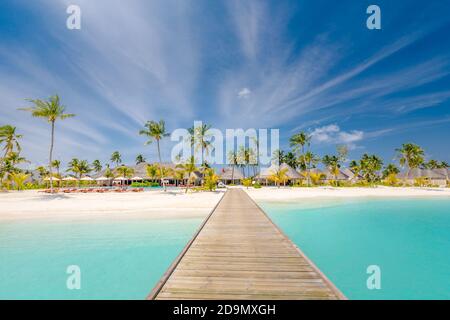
[349,160,361,183]
[176,156,198,193]
[10,172,29,191]
[290,131,311,170]
[272,149,285,166]
[396,143,425,185]
[304,151,320,186]
[20,95,75,192]
[110,151,122,168]
[115,166,134,178]
[284,151,297,169]
[203,168,219,191]
[135,154,146,165]
[139,120,169,191]
[51,160,61,177]
[227,150,239,182]
[188,123,212,164]
[424,159,439,169]
[0,125,22,157]
[92,160,102,173]
[268,168,289,188]
[382,164,400,179]
[146,164,159,182]
[359,154,383,184]
[322,155,340,186]
[67,159,91,185]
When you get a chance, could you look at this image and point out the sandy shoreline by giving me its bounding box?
[245,186,450,202]
[1,187,449,222]
[0,189,225,222]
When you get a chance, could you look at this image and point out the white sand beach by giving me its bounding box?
[0,190,225,222]
[245,186,450,202]
[1,187,449,222]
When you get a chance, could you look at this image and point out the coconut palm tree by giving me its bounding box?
[322,155,340,186]
[423,159,439,169]
[135,154,146,165]
[272,149,285,166]
[67,159,91,185]
[227,150,239,182]
[10,172,29,191]
[51,160,61,177]
[203,168,219,191]
[92,160,102,173]
[115,166,134,178]
[396,143,425,185]
[359,154,383,184]
[176,156,198,193]
[139,120,169,191]
[304,151,320,187]
[146,164,159,182]
[268,167,289,188]
[290,131,311,170]
[20,95,75,192]
[284,151,297,169]
[188,123,212,164]
[110,151,122,168]
[0,125,22,157]
[382,164,400,179]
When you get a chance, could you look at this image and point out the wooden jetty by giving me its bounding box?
[148,188,346,300]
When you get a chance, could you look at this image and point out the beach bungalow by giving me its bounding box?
[219,167,244,185]
[398,168,448,187]
[322,168,361,184]
[256,163,302,186]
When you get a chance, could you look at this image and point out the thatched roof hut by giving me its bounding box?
[257,163,302,180]
[219,167,244,181]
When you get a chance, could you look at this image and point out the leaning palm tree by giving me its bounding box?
[0,125,23,158]
[396,143,425,185]
[20,95,75,192]
[110,151,122,168]
[139,120,169,191]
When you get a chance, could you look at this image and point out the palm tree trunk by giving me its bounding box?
[231,165,234,184]
[404,166,410,186]
[49,121,55,192]
[156,139,166,191]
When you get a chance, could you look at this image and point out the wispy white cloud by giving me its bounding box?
[310,124,364,145]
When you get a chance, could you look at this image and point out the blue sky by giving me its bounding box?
[0,0,449,168]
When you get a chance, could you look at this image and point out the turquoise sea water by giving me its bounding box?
[0,217,201,299]
[260,197,450,300]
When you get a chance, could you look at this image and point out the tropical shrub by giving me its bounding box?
[242,178,252,189]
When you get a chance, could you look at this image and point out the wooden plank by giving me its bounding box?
[148,189,346,300]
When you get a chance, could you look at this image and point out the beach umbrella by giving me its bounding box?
[80,176,94,181]
[131,176,143,181]
[114,176,127,181]
[44,177,60,181]
[62,176,77,181]
[95,176,109,181]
